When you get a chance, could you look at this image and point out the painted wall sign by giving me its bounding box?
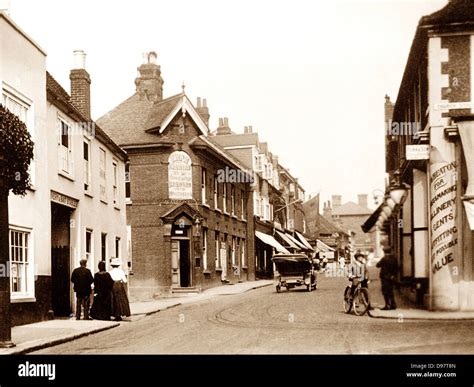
[429,146,458,276]
[168,151,192,200]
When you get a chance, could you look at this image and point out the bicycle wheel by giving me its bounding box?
[343,286,352,313]
[353,287,370,316]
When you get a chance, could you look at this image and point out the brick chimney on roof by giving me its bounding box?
[323,201,332,218]
[216,117,231,135]
[70,50,91,119]
[332,195,342,208]
[196,97,210,126]
[135,51,164,102]
[358,194,368,208]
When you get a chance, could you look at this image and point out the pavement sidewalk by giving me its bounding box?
[0,279,273,355]
[367,265,474,320]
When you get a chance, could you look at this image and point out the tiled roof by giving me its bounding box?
[46,72,127,160]
[190,136,253,177]
[421,0,474,26]
[318,214,348,236]
[96,93,183,146]
[332,201,372,216]
[210,132,260,148]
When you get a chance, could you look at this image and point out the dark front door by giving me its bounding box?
[179,240,190,287]
[51,203,73,317]
[51,246,70,316]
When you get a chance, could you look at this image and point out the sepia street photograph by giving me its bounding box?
[0,0,474,384]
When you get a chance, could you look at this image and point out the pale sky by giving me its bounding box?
[8,0,448,210]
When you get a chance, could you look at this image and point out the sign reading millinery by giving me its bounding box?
[51,190,79,208]
[429,152,458,275]
[406,145,430,160]
[168,151,192,200]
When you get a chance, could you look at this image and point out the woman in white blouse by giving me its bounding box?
[109,258,131,321]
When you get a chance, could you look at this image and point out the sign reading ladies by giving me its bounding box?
[168,151,192,199]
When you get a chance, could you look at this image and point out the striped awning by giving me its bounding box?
[255,231,290,254]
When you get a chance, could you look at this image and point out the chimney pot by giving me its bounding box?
[219,118,224,127]
[197,97,201,108]
[248,125,253,133]
[148,51,157,64]
[73,50,86,70]
[224,117,229,127]
[203,98,207,107]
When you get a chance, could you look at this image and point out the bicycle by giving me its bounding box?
[343,278,370,316]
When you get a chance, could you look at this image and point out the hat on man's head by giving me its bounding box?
[110,258,122,267]
[354,250,365,258]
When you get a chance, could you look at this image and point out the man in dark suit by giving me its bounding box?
[376,247,398,310]
[71,259,94,320]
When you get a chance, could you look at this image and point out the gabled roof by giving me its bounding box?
[332,202,372,216]
[318,214,349,237]
[46,72,127,160]
[191,135,253,178]
[97,93,209,147]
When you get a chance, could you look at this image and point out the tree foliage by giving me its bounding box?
[0,104,34,195]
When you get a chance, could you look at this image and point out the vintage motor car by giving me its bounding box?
[272,253,317,292]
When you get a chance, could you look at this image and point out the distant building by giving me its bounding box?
[323,194,375,255]
[211,124,311,279]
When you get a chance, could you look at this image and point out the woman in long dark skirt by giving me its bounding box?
[90,261,114,320]
[109,258,131,321]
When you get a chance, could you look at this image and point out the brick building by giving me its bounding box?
[98,53,255,300]
[211,124,311,279]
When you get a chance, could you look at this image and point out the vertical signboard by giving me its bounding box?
[168,151,192,200]
[429,127,459,309]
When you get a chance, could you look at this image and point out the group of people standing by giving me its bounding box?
[70,258,131,321]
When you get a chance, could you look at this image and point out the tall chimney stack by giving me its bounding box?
[358,194,368,208]
[70,50,91,119]
[323,201,332,219]
[196,97,210,126]
[216,117,231,135]
[332,195,342,208]
[135,51,164,102]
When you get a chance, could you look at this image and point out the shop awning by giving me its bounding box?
[285,233,310,250]
[316,239,335,252]
[295,231,314,251]
[276,231,301,250]
[255,231,290,254]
